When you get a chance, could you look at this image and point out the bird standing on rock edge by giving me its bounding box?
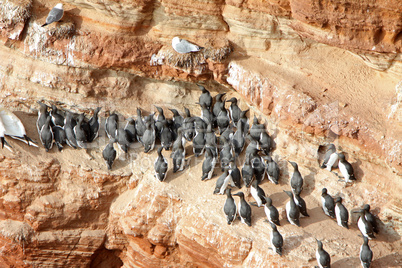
[172,37,204,54]
[335,197,349,229]
[223,188,237,225]
[321,188,336,218]
[338,153,356,183]
[103,139,116,171]
[233,192,252,227]
[289,161,303,196]
[284,190,300,227]
[360,236,373,268]
[270,222,283,256]
[316,239,331,268]
[154,146,168,182]
[42,3,64,27]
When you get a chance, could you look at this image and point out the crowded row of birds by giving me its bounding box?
[23,83,380,267]
[0,83,377,267]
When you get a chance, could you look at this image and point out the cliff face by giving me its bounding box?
[0,0,401,267]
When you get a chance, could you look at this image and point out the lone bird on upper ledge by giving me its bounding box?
[172,37,204,54]
[42,3,64,27]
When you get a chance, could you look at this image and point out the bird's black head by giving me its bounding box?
[233,191,244,198]
[338,153,346,160]
[288,161,298,170]
[321,188,328,196]
[316,239,323,249]
[227,97,237,104]
[363,204,370,211]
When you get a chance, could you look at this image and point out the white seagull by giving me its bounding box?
[172,37,204,54]
[0,106,38,150]
[42,3,64,27]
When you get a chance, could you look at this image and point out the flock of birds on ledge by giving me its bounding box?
[1,84,379,268]
[0,3,384,267]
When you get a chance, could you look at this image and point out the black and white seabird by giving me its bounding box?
[335,197,349,229]
[213,168,233,195]
[216,101,230,134]
[250,180,266,207]
[105,113,118,139]
[249,116,264,142]
[142,121,155,153]
[354,210,375,239]
[227,97,241,124]
[135,108,146,143]
[219,126,234,146]
[294,193,309,217]
[193,121,206,157]
[245,139,259,159]
[198,84,212,111]
[316,239,331,268]
[321,188,336,218]
[220,136,234,171]
[172,127,186,153]
[154,106,165,139]
[37,101,49,134]
[116,128,130,153]
[233,192,252,227]
[264,156,280,185]
[52,125,66,151]
[251,154,265,184]
[88,107,101,142]
[213,93,226,118]
[169,108,183,137]
[40,116,53,152]
[201,148,217,181]
[320,144,338,171]
[284,190,300,226]
[229,161,242,189]
[171,130,186,173]
[259,131,272,155]
[205,123,218,157]
[64,111,77,149]
[363,204,379,234]
[242,155,254,187]
[360,236,373,268]
[124,118,136,143]
[232,120,245,157]
[239,109,250,134]
[160,120,174,150]
[154,146,168,182]
[289,161,303,196]
[50,104,64,127]
[42,3,64,27]
[263,196,280,226]
[223,188,237,225]
[198,102,213,126]
[270,222,283,256]
[338,153,356,183]
[182,107,195,142]
[74,114,88,149]
[103,139,116,170]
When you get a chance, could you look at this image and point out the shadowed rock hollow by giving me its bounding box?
[0,0,401,267]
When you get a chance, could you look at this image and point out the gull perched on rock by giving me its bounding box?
[42,3,64,27]
[172,37,204,54]
[0,106,38,150]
